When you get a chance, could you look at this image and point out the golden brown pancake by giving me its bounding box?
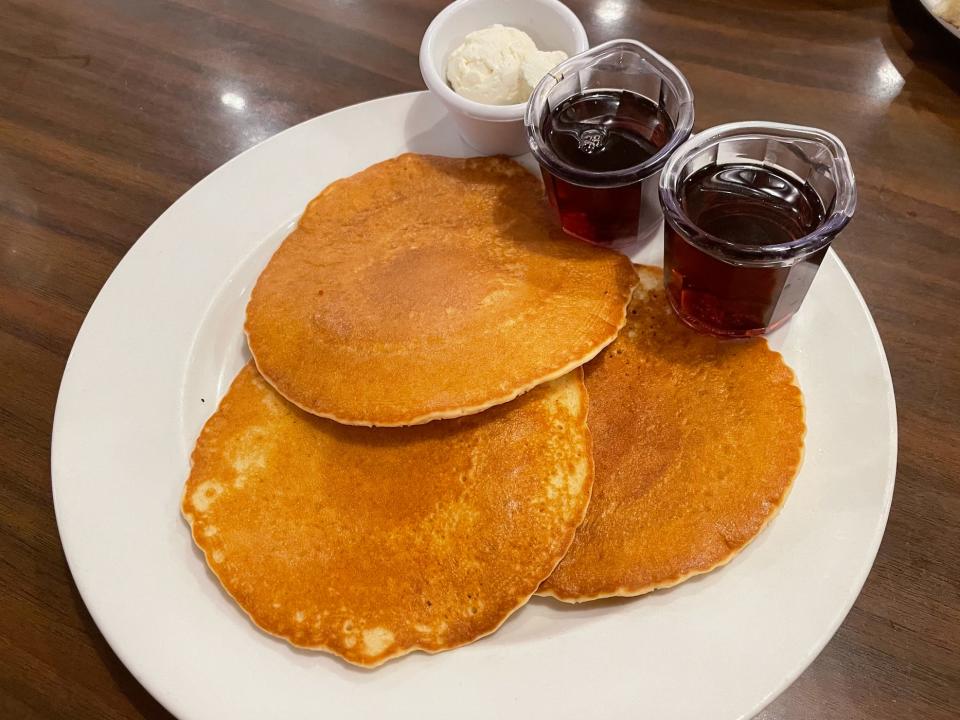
[540,266,805,602]
[244,153,638,426]
[182,363,593,666]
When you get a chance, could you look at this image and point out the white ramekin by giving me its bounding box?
[419,0,589,156]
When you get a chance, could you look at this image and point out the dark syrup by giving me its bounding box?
[665,163,828,336]
[680,164,825,245]
[540,90,674,245]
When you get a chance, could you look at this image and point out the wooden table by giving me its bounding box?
[1,1,957,717]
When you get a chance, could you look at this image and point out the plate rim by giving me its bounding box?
[748,252,898,716]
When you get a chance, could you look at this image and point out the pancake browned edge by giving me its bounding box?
[182,363,594,666]
[539,266,806,602]
[244,153,638,427]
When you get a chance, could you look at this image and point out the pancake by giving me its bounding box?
[182,363,593,666]
[244,153,638,426]
[540,266,805,602]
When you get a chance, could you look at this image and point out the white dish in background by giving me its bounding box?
[919,0,960,39]
[52,91,896,720]
[419,0,588,155]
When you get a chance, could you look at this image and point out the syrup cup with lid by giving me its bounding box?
[658,121,857,337]
[525,39,694,247]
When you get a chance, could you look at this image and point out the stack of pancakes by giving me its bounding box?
[182,155,805,667]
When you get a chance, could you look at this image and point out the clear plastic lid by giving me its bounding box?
[524,39,695,188]
[659,121,858,266]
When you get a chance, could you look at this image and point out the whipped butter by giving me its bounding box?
[446,24,567,105]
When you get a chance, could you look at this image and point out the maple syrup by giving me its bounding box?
[526,39,695,248]
[664,163,829,337]
[537,90,675,245]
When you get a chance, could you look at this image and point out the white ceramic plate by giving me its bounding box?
[919,0,960,39]
[52,92,896,720]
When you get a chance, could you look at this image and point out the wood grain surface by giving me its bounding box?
[1,1,957,718]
